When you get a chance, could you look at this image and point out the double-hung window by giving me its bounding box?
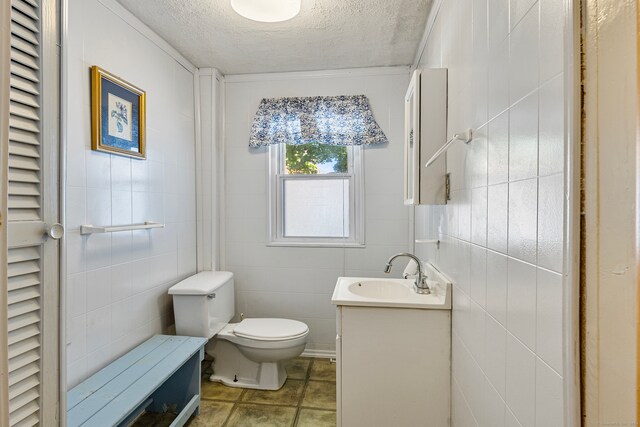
[248,94,388,247]
[269,142,364,246]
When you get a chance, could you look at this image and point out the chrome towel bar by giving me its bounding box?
[425,129,473,167]
[80,221,164,235]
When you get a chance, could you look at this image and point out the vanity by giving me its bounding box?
[331,263,451,427]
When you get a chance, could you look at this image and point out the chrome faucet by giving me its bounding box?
[384,253,431,294]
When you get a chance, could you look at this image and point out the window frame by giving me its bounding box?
[267,143,365,247]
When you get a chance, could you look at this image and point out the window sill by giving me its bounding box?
[266,241,366,248]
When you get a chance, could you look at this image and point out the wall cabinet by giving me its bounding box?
[335,305,451,426]
[404,69,448,205]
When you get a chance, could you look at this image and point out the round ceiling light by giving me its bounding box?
[231,0,301,23]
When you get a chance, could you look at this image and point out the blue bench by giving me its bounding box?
[67,335,208,427]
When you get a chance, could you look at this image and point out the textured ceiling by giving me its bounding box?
[116,0,432,74]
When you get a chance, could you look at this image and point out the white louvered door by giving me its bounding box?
[2,0,60,426]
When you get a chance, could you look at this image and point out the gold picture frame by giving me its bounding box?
[91,66,146,159]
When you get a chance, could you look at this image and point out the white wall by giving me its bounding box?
[64,0,197,387]
[414,0,567,425]
[223,69,410,355]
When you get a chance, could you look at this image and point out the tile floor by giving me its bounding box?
[134,357,336,427]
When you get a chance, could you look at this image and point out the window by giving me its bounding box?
[268,142,364,247]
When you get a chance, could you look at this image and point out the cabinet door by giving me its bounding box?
[419,68,448,205]
[339,307,451,426]
[404,70,420,205]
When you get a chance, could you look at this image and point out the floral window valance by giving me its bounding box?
[248,95,389,148]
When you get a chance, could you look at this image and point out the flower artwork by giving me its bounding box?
[91,66,146,158]
[107,95,132,142]
[112,101,128,133]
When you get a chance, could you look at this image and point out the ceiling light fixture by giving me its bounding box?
[231,0,301,23]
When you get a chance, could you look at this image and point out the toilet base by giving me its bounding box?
[207,338,288,390]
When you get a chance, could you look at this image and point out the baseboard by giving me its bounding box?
[301,348,336,359]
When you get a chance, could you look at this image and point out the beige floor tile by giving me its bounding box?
[242,379,305,406]
[301,381,336,410]
[285,358,312,380]
[309,360,336,382]
[201,380,244,402]
[186,401,234,427]
[295,408,336,427]
[226,403,297,427]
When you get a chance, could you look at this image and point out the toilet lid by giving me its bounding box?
[233,318,309,341]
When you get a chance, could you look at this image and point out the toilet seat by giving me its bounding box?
[233,318,309,341]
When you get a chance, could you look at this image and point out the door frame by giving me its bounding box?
[564,0,582,425]
[0,0,11,425]
[41,0,62,422]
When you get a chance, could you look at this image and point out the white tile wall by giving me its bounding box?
[65,0,196,387]
[414,0,566,425]
[223,71,411,353]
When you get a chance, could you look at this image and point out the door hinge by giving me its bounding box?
[445,173,451,202]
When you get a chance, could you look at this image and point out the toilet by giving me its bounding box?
[168,271,309,390]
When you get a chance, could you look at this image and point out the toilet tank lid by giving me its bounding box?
[168,271,234,295]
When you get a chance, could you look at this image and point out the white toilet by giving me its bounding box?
[168,271,309,390]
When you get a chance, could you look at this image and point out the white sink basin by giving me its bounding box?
[332,264,451,309]
[347,280,412,299]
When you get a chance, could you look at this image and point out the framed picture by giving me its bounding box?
[91,66,146,159]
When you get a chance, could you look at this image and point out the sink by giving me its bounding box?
[347,280,411,299]
[331,263,451,310]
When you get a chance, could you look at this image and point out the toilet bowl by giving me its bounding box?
[168,271,309,390]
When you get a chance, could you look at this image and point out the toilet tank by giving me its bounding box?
[168,271,234,338]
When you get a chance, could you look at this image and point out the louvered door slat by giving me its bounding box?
[6,312,39,334]
[11,1,39,21]
[7,248,39,264]
[8,399,39,425]
[9,127,39,146]
[7,260,39,278]
[8,275,40,293]
[8,169,39,184]
[8,196,40,210]
[7,210,40,222]
[6,1,51,425]
[11,8,39,33]
[8,362,39,387]
[8,350,39,373]
[7,142,39,159]
[8,337,40,361]
[7,286,40,306]
[8,388,39,416]
[8,154,39,171]
[10,75,39,96]
[11,23,38,46]
[10,62,38,83]
[7,182,39,197]
[10,89,39,108]
[10,48,38,70]
[7,300,40,321]
[10,102,38,121]
[13,414,39,427]
[10,37,38,59]
[9,116,39,133]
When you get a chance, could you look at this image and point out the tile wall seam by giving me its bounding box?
[452,329,509,406]
[451,374,481,427]
[438,233,564,275]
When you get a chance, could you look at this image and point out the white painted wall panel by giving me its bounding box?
[414,0,568,425]
[223,70,410,354]
[64,0,196,387]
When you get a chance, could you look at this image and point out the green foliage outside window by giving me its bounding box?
[285,143,348,174]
